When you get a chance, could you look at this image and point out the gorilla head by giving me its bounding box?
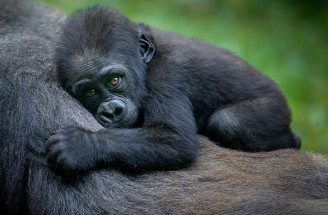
[55,8,155,128]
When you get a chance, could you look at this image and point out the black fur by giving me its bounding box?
[47,6,301,176]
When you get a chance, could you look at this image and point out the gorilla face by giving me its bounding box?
[71,65,139,128]
[55,8,155,129]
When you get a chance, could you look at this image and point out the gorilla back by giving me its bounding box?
[48,6,301,175]
[1,1,327,215]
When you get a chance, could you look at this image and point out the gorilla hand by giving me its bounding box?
[46,128,101,176]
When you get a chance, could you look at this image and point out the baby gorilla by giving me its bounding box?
[46,6,301,176]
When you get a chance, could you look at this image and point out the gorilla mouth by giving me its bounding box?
[98,113,121,127]
[100,112,114,123]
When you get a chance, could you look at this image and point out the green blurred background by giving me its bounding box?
[40,0,328,154]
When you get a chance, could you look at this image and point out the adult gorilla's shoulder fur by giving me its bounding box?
[0,1,327,214]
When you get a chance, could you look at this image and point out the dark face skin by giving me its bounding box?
[71,64,138,128]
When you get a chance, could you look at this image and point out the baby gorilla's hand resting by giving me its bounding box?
[46,128,101,176]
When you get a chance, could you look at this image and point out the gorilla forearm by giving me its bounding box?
[46,92,198,174]
[46,127,197,174]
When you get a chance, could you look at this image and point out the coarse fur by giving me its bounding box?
[47,6,301,175]
[1,1,327,215]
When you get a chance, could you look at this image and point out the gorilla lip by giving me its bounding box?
[96,111,124,127]
[97,114,115,127]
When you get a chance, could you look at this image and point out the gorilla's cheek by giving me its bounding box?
[122,98,139,127]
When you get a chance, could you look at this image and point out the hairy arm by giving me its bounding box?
[46,94,197,175]
[205,96,299,151]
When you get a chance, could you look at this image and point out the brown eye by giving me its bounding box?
[85,89,96,97]
[110,77,120,86]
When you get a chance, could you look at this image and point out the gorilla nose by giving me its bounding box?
[97,100,126,126]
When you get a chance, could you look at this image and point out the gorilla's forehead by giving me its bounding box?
[70,53,123,74]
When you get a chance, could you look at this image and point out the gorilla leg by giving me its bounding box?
[205,97,300,151]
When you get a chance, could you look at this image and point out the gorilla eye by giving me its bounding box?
[85,89,96,97]
[110,77,120,86]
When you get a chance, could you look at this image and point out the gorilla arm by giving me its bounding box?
[205,96,301,151]
[46,93,198,175]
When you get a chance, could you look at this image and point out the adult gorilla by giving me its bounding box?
[0,1,327,214]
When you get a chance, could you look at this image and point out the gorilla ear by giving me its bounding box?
[139,33,155,63]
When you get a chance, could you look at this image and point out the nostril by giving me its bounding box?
[114,107,123,116]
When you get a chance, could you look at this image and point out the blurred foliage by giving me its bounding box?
[40,0,328,154]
